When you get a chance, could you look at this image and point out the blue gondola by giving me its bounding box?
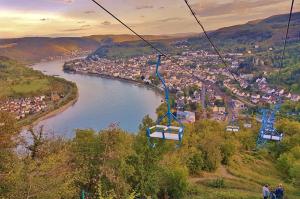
[256,102,283,147]
[146,55,184,147]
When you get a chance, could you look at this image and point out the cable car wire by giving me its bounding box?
[90,0,166,57]
[89,0,222,86]
[183,0,238,82]
[183,0,228,68]
[90,0,240,91]
[280,0,295,69]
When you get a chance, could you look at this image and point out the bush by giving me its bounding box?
[187,151,204,175]
[277,152,296,177]
[291,146,300,159]
[208,178,225,188]
[221,141,237,165]
[289,160,300,188]
[161,168,189,199]
[202,142,222,171]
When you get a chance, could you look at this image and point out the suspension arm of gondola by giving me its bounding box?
[155,55,172,126]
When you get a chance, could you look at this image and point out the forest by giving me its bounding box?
[1,103,300,199]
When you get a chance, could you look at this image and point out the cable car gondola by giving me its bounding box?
[146,55,184,147]
[226,115,240,132]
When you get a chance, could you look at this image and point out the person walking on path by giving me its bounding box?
[275,184,284,199]
[262,184,270,199]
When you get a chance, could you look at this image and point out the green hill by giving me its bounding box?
[0,57,77,126]
[187,12,300,48]
[0,35,185,63]
[185,12,300,93]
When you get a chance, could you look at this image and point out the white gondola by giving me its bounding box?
[244,123,252,128]
[148,125,183,141]
[262,133,283,141]
[226,125,240,132]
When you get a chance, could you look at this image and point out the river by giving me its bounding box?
[31,59,162,138]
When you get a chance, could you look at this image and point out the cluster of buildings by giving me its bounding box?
[41,49,92,62]
[225,75,300,105]
[0,96,48,120]
[64,45,300,123]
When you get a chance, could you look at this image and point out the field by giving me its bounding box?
[186,152,300,199]
[0,58,50,98]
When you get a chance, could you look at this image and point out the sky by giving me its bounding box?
[0,0,299,38]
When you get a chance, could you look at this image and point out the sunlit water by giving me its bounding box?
[30,59,162,137]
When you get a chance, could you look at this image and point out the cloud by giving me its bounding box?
[136,5,154,10]
[81,24,91,28]
[191,0,284,17]
[77,21,85,24]
[102,21,111,26]
[155,17,184,23]
[84,10,95,14]
[62,28,85,32]
[40,18,49,21]
[52,0,74,3]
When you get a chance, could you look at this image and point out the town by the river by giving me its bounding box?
[30,59,162,137]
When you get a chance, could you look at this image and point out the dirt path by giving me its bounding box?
[190,165,238,183]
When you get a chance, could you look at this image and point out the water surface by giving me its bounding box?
[31,60,162,137]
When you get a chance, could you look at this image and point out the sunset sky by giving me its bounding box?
[0,0,299,38]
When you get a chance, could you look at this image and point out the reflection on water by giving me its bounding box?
[31,59,162,138]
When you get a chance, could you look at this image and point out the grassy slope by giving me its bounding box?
[0,56,77,125]
[0,58,50,98]
[173,118,300,199]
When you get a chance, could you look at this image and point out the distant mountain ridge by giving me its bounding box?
[191,12,300,47]
[0,34,188,63]
[1,12,299,63]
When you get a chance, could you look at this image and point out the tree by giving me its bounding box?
[277,152,296,177]
[27,126,45,160]
[289,160,300,188]
[161,167,189,199]
[72,127,133,198]
[0,111,20,198]
[126,116,165,198]
[187,151,204,175]
[0,111,20,149]
[4,136,78,199]
[221,140,237,165]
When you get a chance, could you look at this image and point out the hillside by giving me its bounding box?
[188,12,300,48]
[1,113,299,198]
[188,12,300,92]
[0,57,77,126]
[0,34,186,63]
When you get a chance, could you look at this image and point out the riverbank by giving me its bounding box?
[19,84,79,129]
[32,90,79,127]
[66,70,164,96]
[21,59,163,134]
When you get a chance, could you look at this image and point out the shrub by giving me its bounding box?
[208,178,225,188]
[221,141,236,165]
[161,168,189,199]
[289,160,300,188]
[187,151,204,175]
[277,152,296,177]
